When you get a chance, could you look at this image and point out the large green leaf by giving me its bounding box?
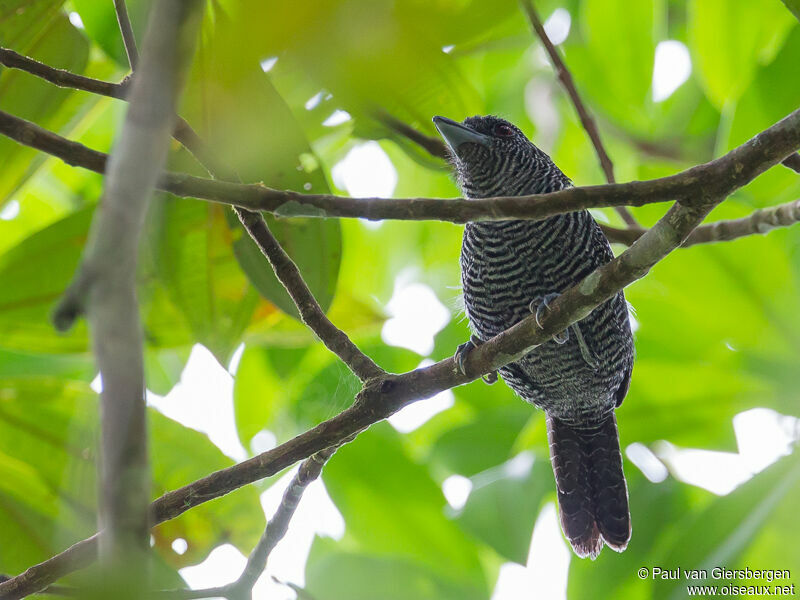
[306,537,486,600]
[0,12,90,203]
[688,0,795,109]
[322,424,487,592]
[456,455,553,564]
[566,0,661,132]
[180,7,343,320]
[70,0,153,66]
[150,192,260,365]
[0,207,91,353]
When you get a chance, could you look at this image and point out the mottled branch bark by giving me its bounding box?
[519,0,638,227]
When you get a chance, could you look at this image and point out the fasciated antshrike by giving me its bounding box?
[433,115,634,559]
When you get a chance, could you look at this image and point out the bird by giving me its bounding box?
[433,114,634,559]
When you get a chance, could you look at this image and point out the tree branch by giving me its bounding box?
[0,47,128,98]
[150,445,341,600]
[232,209,384,381]
[519,0,639,227]
[376,112,449,160]
[3,106,799,600]
[113,0,140,70]
[1,107,799,227]
[48,0,202,595]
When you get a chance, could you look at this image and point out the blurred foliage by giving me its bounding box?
[0,0,798,598]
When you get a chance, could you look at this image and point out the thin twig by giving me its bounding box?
[520,0,639,227]
[232,208,383,381]
[0,47,128,97]
[150,444,342,600]
[2,102,799,597]
[113,0,140,69]
[376,112,449,160]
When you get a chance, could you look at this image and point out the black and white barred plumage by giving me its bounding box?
[434,115,634,559]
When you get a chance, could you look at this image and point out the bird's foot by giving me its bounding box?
[454,335,498,384]
[529,293,569,344]
[569,322,599,370]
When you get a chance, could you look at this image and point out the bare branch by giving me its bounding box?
[161,106,383,382]
[1,107,799,227]
[0,47,128,98]
[682,199,800,247]
[228,444,340,598]
[519,0,639,227]
[113,0,140,69]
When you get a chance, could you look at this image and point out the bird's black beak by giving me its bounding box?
[433,116,491,157]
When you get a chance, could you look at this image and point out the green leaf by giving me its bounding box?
[322,424,486,590]
[689,0,795,108]
[0,207,91,353]
[150,194,260,365]
[149,409,265,568]
[181,9,343,319]
[568,0,660,131]
[456,455,553,564]
[0,12,90,202]
[306,537,486,600]
[70,0,153,66]
[430,406,531,476]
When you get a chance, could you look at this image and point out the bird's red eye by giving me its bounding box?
[494,123,514,137]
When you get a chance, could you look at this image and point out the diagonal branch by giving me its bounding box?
[519,0,639,227]
[160,104,383,383]
[232,209,383,381]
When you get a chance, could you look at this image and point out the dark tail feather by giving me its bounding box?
[546,412,631,559]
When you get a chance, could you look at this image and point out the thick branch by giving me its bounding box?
[49,0,201,593]
[1,107,799,226]
[520,0,638,227]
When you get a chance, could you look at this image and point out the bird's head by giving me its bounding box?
[433,115,567,198]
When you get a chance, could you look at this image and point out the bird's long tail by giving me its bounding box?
[546,412,631,559]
